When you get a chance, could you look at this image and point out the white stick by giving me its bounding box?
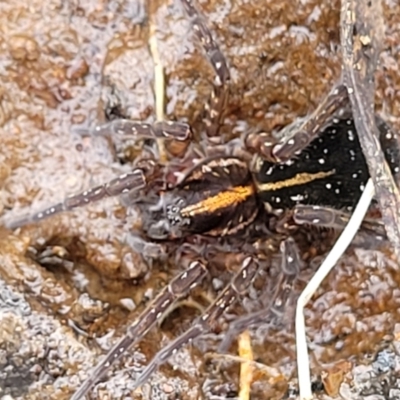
[296,178,375,399]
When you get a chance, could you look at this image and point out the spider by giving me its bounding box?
[2,0,400,399]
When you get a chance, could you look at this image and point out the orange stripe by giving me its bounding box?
[181,185,254,217]
[256,170,335,192]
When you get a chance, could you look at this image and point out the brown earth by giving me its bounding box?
[0,0,400,399]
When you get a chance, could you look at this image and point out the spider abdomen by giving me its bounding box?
[256,117,400,211]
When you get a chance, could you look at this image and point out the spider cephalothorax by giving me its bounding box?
[142,157,259,240]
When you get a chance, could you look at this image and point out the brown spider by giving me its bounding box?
[2,0,400,399]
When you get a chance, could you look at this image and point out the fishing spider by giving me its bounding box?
[3,0,399,398]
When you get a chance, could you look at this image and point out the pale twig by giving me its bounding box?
[148,0,167,162]
[296,178,374,399]
[238,331,253,400]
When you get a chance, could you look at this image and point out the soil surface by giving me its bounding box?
[0,0,400,399]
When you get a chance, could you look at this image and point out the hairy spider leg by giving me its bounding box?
[3,169,147,230]
[3,120,194,230]
[219,237,301,352]
[92,120,192,142]
[180,0,231,137]
[246,84,350,162]
[293,205,349,228]
[292,204,388,241]
[129,256,258,391]
[70,261,208,400]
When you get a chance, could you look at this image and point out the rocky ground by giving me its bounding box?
[0,0,400,399]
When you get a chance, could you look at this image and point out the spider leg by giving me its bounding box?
[92,120,192,142]
[3,167,148,229]
[4,121,195,230]
[219,237,301,353]
[293,204,388,238]
[83,119,193,160]
[71,260,208,400]
[130,256,258,391]
[246,84,349,162]
[180,0,230,138]
[293,205,354,230]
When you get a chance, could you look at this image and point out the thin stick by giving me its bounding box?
[149,20,165,121]
[148,0,167,162]
[296,178,374,400]
[341,0,400,262]
[238,331,253,400]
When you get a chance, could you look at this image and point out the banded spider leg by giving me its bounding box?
[70,259,209,400]
[125,237,303,394]
[125,256,259,392]
[92,119,192,143]
[2,121,191,230]
[246,83,350,163]
[182,1,350,162]
[76,237,302,399]
[180,0,230,138]
[218,237,302,353]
